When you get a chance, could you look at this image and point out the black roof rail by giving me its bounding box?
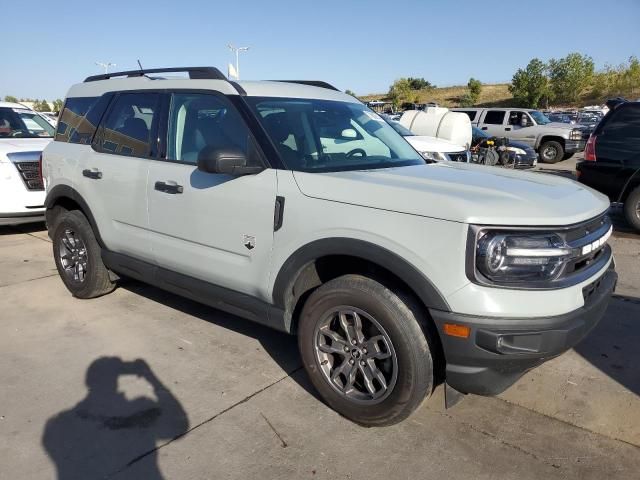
[271,80,340,91]
[84,66,226,83]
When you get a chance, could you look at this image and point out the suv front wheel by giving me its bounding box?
[539,140,564,163]
[52,210,116,298]
[624,186,640,232]
[298,274,434,426]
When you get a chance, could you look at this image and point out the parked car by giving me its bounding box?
[471,126,537,169]
[453,108,585,163]
[383,116,470,162]
[0,101,53,225]
[577,100,640,231]
[44,66,616,426]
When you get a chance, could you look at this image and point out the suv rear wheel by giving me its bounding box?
[539,140,564,163]
[52,210,116,298]
[297,274,434,426]
[624,186,640,232]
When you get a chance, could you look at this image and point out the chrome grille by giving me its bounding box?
[14,161,44,191]
[447,152,469,163]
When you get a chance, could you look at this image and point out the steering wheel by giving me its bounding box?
[10,130,29,138]
[346,148,367,158]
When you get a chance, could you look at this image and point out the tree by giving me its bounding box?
[344,89,357,97]
[548,52,594,103]
[388,78,413,108]
[407,77,434,90]
[52,99,64,113]
[467,77,482,104]
[32,100,51,112]
[4,95,19,103]
[509,58,553,108]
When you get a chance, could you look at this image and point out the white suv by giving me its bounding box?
[0,101,53,225]
[43,67,616,426]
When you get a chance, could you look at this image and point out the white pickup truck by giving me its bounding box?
[452,107,586,163]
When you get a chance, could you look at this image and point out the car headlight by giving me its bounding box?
[570,129,583,140]
[507,147,527,155]
[468,221,612,288]
[419,151,447,161]
[476,232,569,284]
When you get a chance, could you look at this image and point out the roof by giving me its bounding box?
[65,75,358,104]
[0,101,31,110]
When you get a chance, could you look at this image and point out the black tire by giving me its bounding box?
[538,140,564,163]
[52,210,115,298]
[297,274,434,426]
[623,187,640,232]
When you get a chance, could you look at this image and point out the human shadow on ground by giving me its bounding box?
[42,357,189,480]
[574,294,640,396]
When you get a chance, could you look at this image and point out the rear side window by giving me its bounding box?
[96,93,160,158]
[56,97,98,143]
[483,110,505,125]
[459,110,477,121]
[602,105,640,139]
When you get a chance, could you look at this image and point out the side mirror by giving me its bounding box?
[341,128,358,139]
[197,147,263,175]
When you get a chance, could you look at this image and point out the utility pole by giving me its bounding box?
[227,44,249,79]
[95,62,116,74]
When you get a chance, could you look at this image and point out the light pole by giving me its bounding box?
[227,44,249,79]
[95,62,116,74]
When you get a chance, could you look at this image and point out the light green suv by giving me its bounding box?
[44,67,616,426]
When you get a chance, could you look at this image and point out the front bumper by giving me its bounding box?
[0,210,45,226]
[430,266,617,396]
[565,139,586,153]
[513,152,537,169]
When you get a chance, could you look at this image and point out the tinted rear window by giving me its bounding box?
[56,96,110,144]
[483,110,505,125]
[602,104,640,139]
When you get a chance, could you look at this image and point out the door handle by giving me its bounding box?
[82,168,102,179]
[505,127,512,131]
[155,180,184,194]
[481,127,488,130]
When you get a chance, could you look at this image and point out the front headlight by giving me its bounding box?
[420,151,447,161]
[570,129,583,140]
[476,232,569,284]
[507,147,527,155]
[469,221,613,288]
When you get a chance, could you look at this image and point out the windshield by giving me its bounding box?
[0,108,54,138]
[385,119,414,137]
[246,97,424,172]
[530,111,551,125]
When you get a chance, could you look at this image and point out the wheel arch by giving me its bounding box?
[537,135,565,150]
[272,238,451,331]
[44,185,105,248]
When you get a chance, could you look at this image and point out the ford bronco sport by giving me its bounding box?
[43,67,616,426]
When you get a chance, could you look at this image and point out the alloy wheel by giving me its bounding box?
[314,307,398,404]
[58,228,88,283]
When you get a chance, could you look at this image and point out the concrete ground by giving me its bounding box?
[1,161,639,479]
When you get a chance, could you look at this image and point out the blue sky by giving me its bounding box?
[2,0,639,100]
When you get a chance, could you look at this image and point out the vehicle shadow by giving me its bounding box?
[118,281,313,396]
[0,222,47,236]
[574,294,640,396]
[42,356,189,480]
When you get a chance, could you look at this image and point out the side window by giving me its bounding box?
[459,110,477,121]
[166,93,252,164]
[602,105,640,139]
[483,110,505,125]
[98,93,159,158]
[56,97,100,143]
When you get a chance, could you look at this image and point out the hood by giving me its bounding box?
[405,135,466,153]
[544,122,577,131]
[0,138,51,159]
[293,163,609,226]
